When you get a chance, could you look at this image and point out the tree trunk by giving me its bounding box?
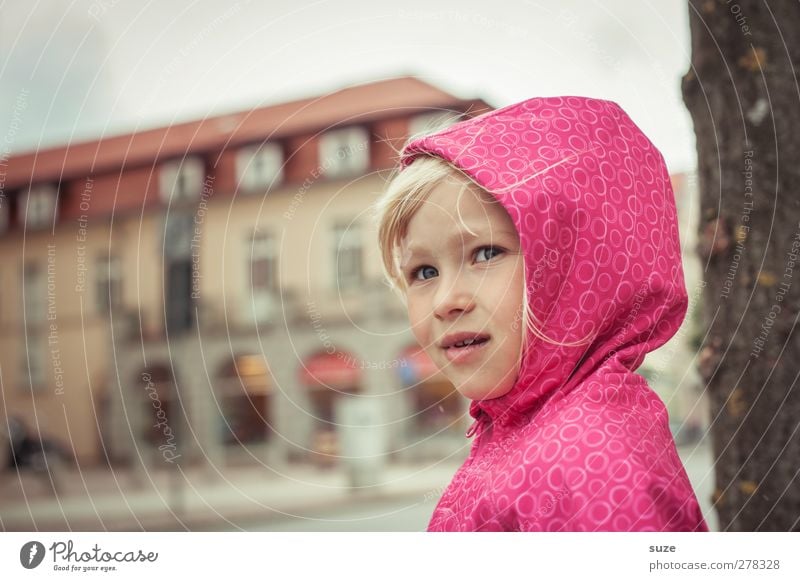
[682,0,800,531]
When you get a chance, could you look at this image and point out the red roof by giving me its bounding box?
[4,77,491,190]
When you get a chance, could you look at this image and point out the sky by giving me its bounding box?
[0,0,697,171]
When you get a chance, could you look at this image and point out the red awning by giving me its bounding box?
[399,345,440,383]
[299,351,361,388]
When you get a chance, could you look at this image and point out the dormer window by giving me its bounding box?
[236,143,283,192]
[318,127,369,178]
[160,156,205,203]
[408,111,461,139]
[20,184,58,230]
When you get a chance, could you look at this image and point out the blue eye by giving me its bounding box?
[408,246,504,283]
[476,246,504,262]
[412,265,438,281]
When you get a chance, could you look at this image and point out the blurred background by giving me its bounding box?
[0,0,712,531]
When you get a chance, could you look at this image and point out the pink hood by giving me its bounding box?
[400,96,708,531]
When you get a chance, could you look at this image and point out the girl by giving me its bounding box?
[372,96,709,532]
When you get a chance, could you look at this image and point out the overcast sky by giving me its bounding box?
[0,0,697,171]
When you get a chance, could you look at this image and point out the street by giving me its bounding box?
[200,495,437,532]
[201,441,717,532]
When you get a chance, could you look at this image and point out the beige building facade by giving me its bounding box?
[0,78,489,469]
[0,80,706,473]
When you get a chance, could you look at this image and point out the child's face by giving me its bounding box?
[399,178,525,401]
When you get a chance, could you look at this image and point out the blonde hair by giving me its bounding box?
[372,153,590,351]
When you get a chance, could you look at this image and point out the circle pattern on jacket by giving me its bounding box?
[400,96,707,532]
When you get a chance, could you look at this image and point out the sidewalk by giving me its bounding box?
[0,459,461,532]
[1,441,716,532]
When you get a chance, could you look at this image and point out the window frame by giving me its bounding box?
[408,110,462,139]
[248,229,278,324]
[20,184,58,230]
[22,261,45,326]
[0,196,9,234]
[96,254,123,314]
[332,221,363,290]
[318,126,370,178]
[22,333,46,391]
[236,142,284,192]
[159,156,206,203]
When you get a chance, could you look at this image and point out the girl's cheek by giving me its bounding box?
[407,302,430,344]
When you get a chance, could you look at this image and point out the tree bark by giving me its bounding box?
[682,0,800,531]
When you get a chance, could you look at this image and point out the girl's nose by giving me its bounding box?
[433,276,476,320]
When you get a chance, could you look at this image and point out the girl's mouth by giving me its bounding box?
[443,337,490,364]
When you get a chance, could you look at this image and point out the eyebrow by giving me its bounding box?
[403,227,518,258]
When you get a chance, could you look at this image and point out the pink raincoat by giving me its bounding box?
[400,96,709,532]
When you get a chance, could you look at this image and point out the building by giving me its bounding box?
[0,77,491,471]
[0,80,706,474]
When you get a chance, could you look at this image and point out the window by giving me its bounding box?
[21,263,45,391]
[408,110,461,139]
[0,196,9,234]
[250,230,276,293]
[217,355,272,445]
[165,260,194,334]
[318,127,369,178]
[96,255,122,313]
[162,211,197,333]
[20,184,58,230]
[249,230,277,323]
[333,222,362,289]
[237,143,283,192]
[159,157,205,203]
[22,262,44,325]
[162,212,195,259]
[22,334,46,391]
